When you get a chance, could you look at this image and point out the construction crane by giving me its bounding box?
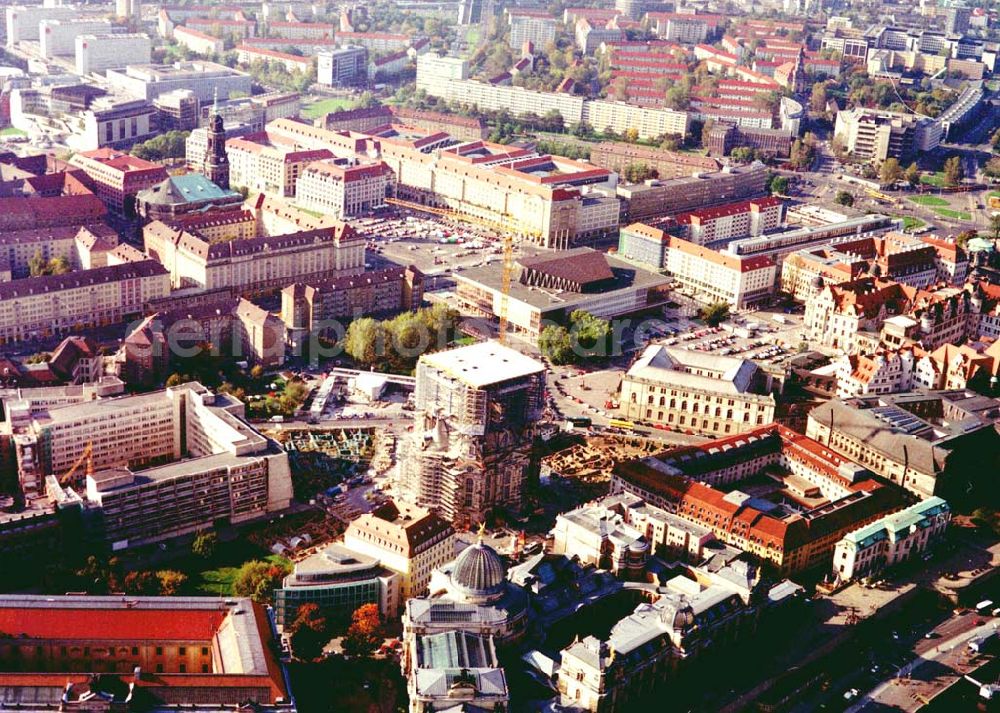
[383,198,539,344]
[60,441,93,486]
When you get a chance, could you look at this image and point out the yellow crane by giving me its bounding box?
[383,198,539,344]
[60,441,93,487]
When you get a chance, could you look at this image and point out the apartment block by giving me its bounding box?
[619,162,769,222]
[317,46,368,86]
[294,160,394,219]
[508,10,558,49]
[174,25,224,55]
[589,142,719,180]
[75,34,151,75]
[39,18,112,59]
[834,108,942,163]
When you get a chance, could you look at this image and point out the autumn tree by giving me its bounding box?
[124,570,161,595]
[342,603,382,658]
[904,162,920,187]
[156,570,188,596]
[288,603,329,661]
[809,81,828,115]
[983,156,1000,179]
[232,560,291,604]
[192,531,219,559]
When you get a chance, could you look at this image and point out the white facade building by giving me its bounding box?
[39,19,112,59]
[75,34,152,76]
[295,160,394,219]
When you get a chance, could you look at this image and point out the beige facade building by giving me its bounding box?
[619,345,776,437]
[227,132,333,199]
[294,160,394,219]
[344,501,456,600]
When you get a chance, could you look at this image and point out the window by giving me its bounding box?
[179,664,186,673]
[132,647,138,655]
[201,647,209,656]
[156,647,163,656]
[179,647,186,655]
[156,664,163,673]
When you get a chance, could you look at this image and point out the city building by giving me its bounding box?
[174,25,225,56]
[619,162,769,222]
[0,193,107,232]
[274,542,401,626]
[5,5,80,46]
[552,492,715,569]
[69,148,169,216]
[806,390,1000,498]
[106,61,253,104]
[0,260,169,346]
[294,159,394,219]
[617,224,776,309]
[39,18,111,59]
[75,33,151,76]
[204,99,231,190]
[407,631,509,713]
[833,348,917,398]
[670,196,784,246]
[335,31,412,53]
[781,233,939,302]
[268,20,336,40]
[344,500,456,600]
[619,345,776,436]
[834,108,942,163]
[833,497,951,583]
[589,141,720,180]
[153,89,200,132]
[508,10,558,49]
[237,45,314,73]
[226,131,333,199]
[920,235,969,285]
[280,265,424,352]
[914,342,1000,392]
[17,382,293,550]
[611,424,902,574]
[0,595,292,709]
[804,278,912,353]
[706,123,794,158]
[317,47,368,87]
[185,17,257,40]
[135,173,242,221]
[142,196,365,295]
[0,223,118,278]
[395,341,545,527]
[454,247,672,343]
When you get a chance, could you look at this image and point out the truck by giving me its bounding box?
[968,630,998,653]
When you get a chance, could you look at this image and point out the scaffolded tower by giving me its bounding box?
[395,341,545,527]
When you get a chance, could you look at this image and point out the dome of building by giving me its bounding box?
[450,539,506,599]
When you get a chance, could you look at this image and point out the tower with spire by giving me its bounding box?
[204,89,230,190]
[791,46,808,95]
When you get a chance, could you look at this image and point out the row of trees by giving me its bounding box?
[343,304,460,374]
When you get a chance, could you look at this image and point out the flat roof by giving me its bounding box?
[420,341,544,388]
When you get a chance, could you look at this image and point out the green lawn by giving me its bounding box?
[920,172,946,187]
[899,216,926,231]
[932,207,972,221]
[989,190,1000,200]
[302,97,357,120]
[909,195,950,207]
[196,553,291,596]
[0,127,26,136]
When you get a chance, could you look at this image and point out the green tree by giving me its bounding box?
[192,531,219,559]
[983,156,1000,179]
[956,230,977,249]
[698,301,730,327]
[156,570,188,596]
[288,602,329,661]
[622,162,654,183]
[879,157,903,185]
[991,213,1000,243]
[539,324,574,365]
[569,310,611,359]
[835,190,855,207]
[809,81,828,115]
[232,560,291,604]
[943,155,964,187]
[904,162,920,187]
[343,317,386,366]
[769,175,789,195]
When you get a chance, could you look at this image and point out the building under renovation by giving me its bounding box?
[395,341,546,526]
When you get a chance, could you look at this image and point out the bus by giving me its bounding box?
[566,416,593,429]
[607,418,636,432]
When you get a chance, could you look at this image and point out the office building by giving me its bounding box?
[619,345,776,436]
[31,383,292,549]
[69,148,169,215]
[590,141,719,179]
[612,424,902,574]
[153,89,200,131]
[395,342,545,527]
[343,501,456,600]
[39,18,112,59]
[834,108,942,163]
[317,47,368,87]
[617,224,776,309]
[454,248,671,343]
[75,34,151,76]
[946,5,972,35]
[274,543,401,626]
[294,159,394,219]
[0,595,292,709]
[5,5,79,46]
[508,10,558,49]
[72,96,160,152]
[806,390,1000,498]
[834,497,951,583]
[107,62,252,104]
[706,123,794,158]
[619,162,769,222]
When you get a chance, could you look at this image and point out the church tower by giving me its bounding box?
[204,91,230,190]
